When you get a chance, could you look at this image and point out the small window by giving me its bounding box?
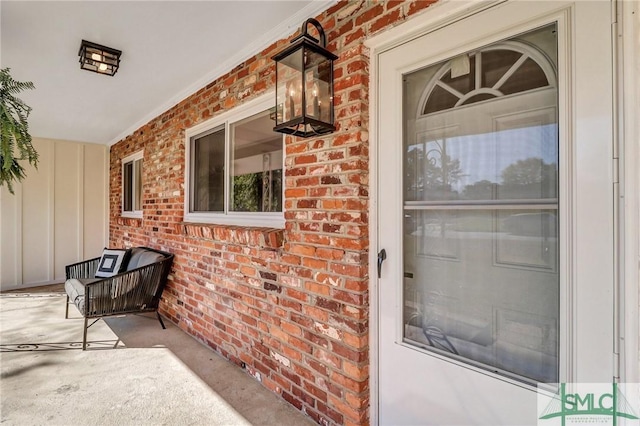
[122,151,143,218]
[185,94,284,228]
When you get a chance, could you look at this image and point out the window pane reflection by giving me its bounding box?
[403,209,559,383]
[192,128,225,212]
[230,111,283,213]
[402,23,559,384]
[405,124,558,202]
[133,159,142,211]
[123,162,133,211]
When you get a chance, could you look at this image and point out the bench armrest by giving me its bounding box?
[66,257,101,280]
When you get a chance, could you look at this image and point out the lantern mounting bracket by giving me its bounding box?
[293,18,327,48]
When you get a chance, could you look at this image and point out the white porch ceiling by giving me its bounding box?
[1,1,333,145]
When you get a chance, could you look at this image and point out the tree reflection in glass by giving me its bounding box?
[405,125,558,203]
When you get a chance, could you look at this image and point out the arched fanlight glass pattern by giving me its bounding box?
[418,40,557,117]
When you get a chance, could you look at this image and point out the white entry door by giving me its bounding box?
[377,1,614,424]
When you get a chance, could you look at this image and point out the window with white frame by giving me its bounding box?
[185,93,284,228]
[122,151,143,218]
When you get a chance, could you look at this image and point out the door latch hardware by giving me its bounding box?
[377,249,387,278]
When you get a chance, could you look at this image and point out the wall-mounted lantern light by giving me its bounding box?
[79,40,122,76]
[272,18,338,138]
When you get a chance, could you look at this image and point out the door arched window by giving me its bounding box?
[419,40,557,116]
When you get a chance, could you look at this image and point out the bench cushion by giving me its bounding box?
[64,278,99,315]
[126,248,165,270]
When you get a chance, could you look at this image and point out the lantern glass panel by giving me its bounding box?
[275,49,303,125]
[304,50,332,123]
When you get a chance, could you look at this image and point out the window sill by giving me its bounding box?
[121,211,143,219]
[183,212,284,229]
[181,222,284,250]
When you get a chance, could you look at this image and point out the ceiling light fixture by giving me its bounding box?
[79,40,121,76]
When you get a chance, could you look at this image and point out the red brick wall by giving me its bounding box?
[109,1,437,425]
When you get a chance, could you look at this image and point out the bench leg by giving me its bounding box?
[65,295,70,319]
[156,312,166,329]
[82,317,88,350]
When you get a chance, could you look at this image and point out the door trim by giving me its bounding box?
[618,0,639,385]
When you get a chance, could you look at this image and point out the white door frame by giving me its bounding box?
[366,0,639,424]
[617,0,639,385]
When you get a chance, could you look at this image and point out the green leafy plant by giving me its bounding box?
[1,68,38,194]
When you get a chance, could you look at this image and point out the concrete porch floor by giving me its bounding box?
[0,285,314,425]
